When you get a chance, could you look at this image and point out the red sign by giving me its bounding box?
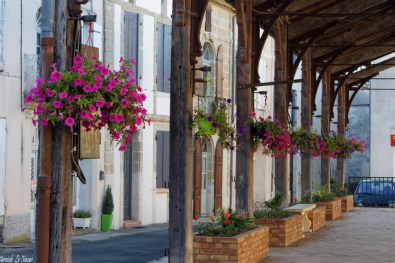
[391,135,395,146]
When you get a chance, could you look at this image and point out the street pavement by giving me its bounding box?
[0,224,168,263]
[1,208,395,262]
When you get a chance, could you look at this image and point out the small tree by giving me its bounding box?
[102,186,114,215]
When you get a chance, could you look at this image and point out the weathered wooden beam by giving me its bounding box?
[336,84,346,186]
[273,21,290,207]
[236,0,254,215]
[169,0,193,262]
[321,69,331,191]
[301,48,312,200]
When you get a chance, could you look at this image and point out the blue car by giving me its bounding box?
[354,179,395,207]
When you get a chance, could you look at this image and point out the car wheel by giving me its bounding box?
[356,202,364,207]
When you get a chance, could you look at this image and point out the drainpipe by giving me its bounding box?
[36,0,55,262]
[229,15,236,209]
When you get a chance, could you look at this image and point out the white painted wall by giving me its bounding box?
[136,0,161,14]
[0,118,5,216]
[370,69,395,178]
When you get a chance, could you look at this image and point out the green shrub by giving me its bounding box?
[194,208,256,237]
[254,209,291,220]
[73,209,92,218]
[102,186,114,215]
[312,187,335,202]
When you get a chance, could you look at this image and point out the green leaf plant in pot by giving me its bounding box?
[101,186,114,232]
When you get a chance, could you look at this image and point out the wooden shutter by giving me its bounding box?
[164,25,172,93]
[156,131,170,188]
[216,45,224,98]
[157,23,171,93]
[193,139,202,218]
[157,23,164,92]
[214,142,223,213]
[124,12,139,78]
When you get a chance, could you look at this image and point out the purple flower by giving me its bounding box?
[226,98,232,104]
[53,101,63,109]
[59,92,68,99]
[96,99,105,108]
[212,122,218,128]
[206,116,213,122]
[25,94,33,103]
[65,117,75,127]
[81,110,89,119]
[73,55,82,65]
[94,74,102,82]
[100,67,110,76]
[73,79,83,87]
[46,89,55,97]
[89,104,97,112]
[49,71,62,83]
[237,125,244,136]
[83,85,92,93]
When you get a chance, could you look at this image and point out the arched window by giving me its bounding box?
[202,42,216,97]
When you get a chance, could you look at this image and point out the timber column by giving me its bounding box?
[235,0,254,215]
[36,0,55,261]
[336,84,346,186]
[301,48,313,199]
[274,21,290,206]
[169,0,193,262]
[321,69,331,191]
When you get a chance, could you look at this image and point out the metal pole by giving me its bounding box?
[36,0,55,262]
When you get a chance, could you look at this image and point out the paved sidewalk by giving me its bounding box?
[264,207,395,263]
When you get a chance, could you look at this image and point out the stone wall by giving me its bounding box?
[2,214,30,243]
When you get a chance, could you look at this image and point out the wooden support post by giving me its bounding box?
[301,48,313,200]
[235,0,254,215]
[274,22,290,206]
[169,0,193,262]
[336,84,346,187]
[321,69,331,191]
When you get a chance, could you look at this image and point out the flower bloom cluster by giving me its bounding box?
[26,55,150,151]
[249,113,293,159]
[192,97,237,150]
[249,113,365,159]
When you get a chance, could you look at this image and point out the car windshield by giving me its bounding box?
[357,181,395,194]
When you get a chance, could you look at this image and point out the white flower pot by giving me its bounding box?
[72,217,92,229]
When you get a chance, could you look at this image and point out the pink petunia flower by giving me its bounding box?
[53,101,63,109]
[100,67,110,76]
[96,99,105,108]
[42,119,49,126]
[46,88,55,97]
[65,117,75,127]
[59,92,68,99]
[49,71,62,83]
[73,79,83,87]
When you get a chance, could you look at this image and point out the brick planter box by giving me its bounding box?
[307,206,326,232]
[318,199,342,221]
[193,226,269,263]
[255,215,303,247]
[341,195,354,212]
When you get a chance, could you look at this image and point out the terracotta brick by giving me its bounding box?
[199,248,220,254]
[210,242,230,249]
[194,242,210,248]
[210,254,229,260]
[220,248,238,255]
[196,254,210,260]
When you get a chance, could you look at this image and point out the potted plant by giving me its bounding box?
[101,186,114,232]
[254,193,304,247]
[192,97,237,150]
[193,208,269,262]
[332,182,354,212]
[72,209,92,229]
[312,188,341,221]
[26,55,150,151]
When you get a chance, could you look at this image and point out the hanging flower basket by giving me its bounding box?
[192,97,237,150]
[26,55,150,151]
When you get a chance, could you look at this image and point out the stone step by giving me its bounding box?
[123,220,141,229]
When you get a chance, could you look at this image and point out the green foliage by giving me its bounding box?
[102,186,114,215]
[194,208,256,237]
[312,187,335,202]
[192,97,237,150]
[73,209,92,218]
[331,181,350,197]
[253,209,291,220]
[253,193,290,220]
[263,193,283,210]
